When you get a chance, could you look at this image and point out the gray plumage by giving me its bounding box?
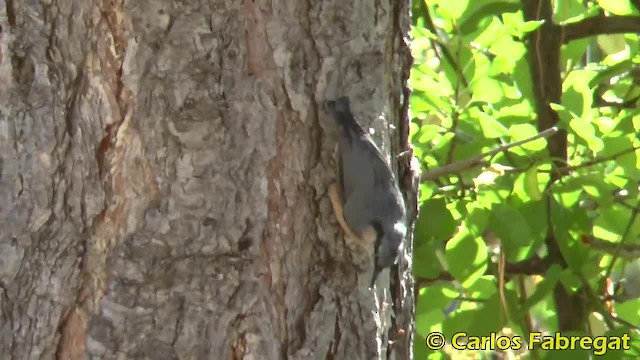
[325,96,407,288]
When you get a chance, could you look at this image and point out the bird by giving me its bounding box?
[325,96,407,288]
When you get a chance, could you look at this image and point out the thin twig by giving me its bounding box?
[551,146,640,174]
[611,315,640,332]
[604,201,640,281]
[498,250,511,325]
[421,127,558,181]
[584,232,640,259]
[575,273,616,331]
[415,256,550,287]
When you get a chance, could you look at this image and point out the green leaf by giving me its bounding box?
[550,200,591,272]
[416,284,457,338]
[445,227,488,288]
[500,80,523,99]
[489,35,526,60]
[414,241,444,279]
[413,339,430,360]
[562,70,597,120]
[523,166,542,201]
[459,1,521,36]
[518,200,548,258]
[471,76,504,103]
[417,284,458,322]
[414,198,457,242]
[466,292,504,335]
[410,94,437,117]
[615,299,640,328]
[561,38,590,66]
[581,174,616,206]
[509,123,547,151]
[513,56,535,103]
[555,0,588,23]
[601,328,640,359]
[553,178,584,208]
[598,0,634,15]
[549,102,565,111]
[501,12,522,29]
[488,204,532,261]
[600,135,639,178]
[570,117,605,153]
[594,205,639,243]
[465,203,490,237]
[416,124,442,145]
[418,183,436,203]
[518,20,544,33]
[473,16,508,47]
[488,55,516,76]
[588,60,634,88]
[477,112,509,138]
[436,0,470,20]
[441,44,474,91]
[521,264,563,311]
[497,101,534,119]
[466,276,497,298]
[442,308,474,339]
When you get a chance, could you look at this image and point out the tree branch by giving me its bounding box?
[563,15,640,44]
[583,230,640,261]
[522,0,583,332]
[542,145,640,174]
[415,256,550,287]
[420,127,558,181]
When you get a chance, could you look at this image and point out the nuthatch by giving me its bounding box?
[325,96,407,288]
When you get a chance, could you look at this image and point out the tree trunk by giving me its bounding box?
[0,0,415,359]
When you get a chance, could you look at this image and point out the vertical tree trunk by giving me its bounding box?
[0,0,414,359]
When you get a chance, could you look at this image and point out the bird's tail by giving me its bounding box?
[325,96,366,138]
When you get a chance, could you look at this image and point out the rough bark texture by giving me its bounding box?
[0,0,414,359]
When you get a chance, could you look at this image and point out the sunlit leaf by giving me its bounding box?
[597,0,634,15]
[459,1,521,36]
[523,166,542,201]
[594,205,638,243]
[471,77,504,103]
[509,123,547,151]
[436,0,470,20]
[570,118,605,153]
[445,227,488,288]
[477,112,509,138]
[555,0,588,23]
[518,20,544,33]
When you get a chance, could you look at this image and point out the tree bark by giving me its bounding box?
[0,0,414,359]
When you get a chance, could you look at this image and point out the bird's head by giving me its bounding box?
[369,220,407,288]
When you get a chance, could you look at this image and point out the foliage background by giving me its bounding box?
[409,0,640,358]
